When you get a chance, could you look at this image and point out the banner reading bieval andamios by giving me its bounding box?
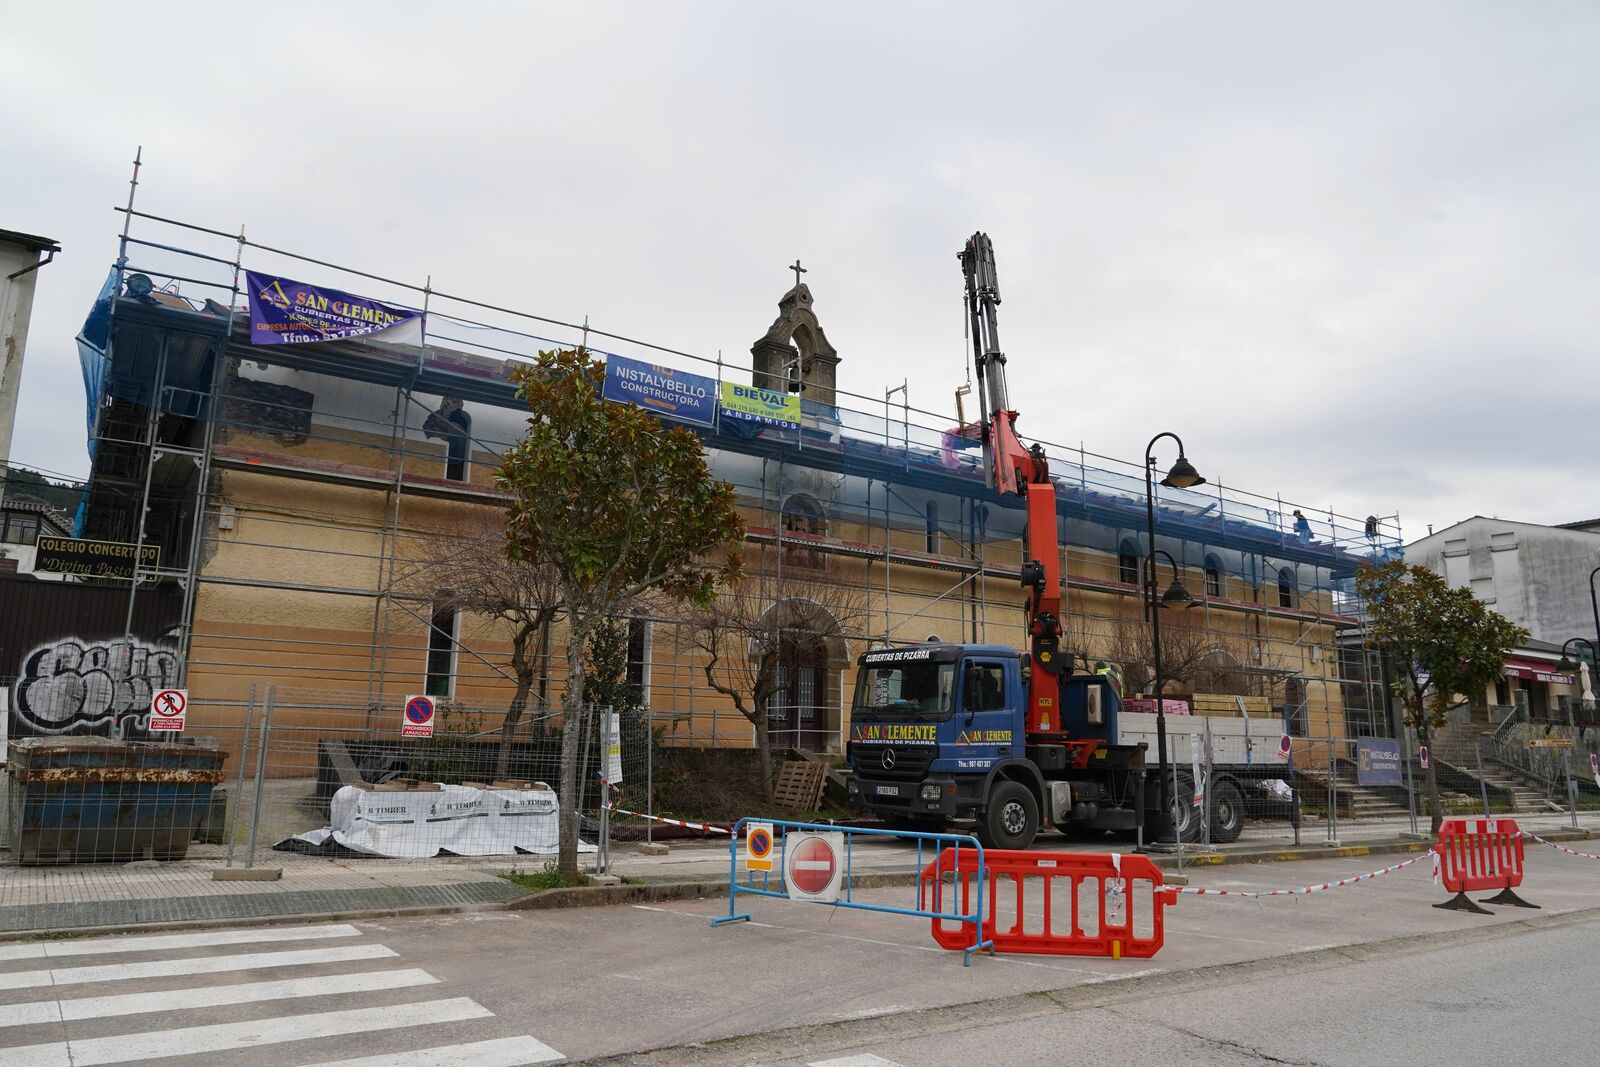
[246,271,424,346]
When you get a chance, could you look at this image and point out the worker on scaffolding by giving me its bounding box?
[1093,660,1124,700]
[1292,509,1312,543]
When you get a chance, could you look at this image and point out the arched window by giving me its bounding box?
[1277,567,1297,608]
[1118,539,1140,586]
[1204,554,1225,598]
[781,494,827,568]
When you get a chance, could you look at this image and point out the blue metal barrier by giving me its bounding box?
[710,818,993,965]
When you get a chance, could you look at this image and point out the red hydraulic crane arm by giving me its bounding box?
[960,234,1069,738]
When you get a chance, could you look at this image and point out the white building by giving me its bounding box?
[1408,516,1600,720]
[1,227,61,507]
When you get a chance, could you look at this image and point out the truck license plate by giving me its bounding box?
[875,785,901,796]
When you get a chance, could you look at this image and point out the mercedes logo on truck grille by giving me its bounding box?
[881,748,896,770]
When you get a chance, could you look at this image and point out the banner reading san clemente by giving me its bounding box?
[247,271,424,347]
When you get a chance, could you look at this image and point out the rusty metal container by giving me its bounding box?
[4,737,229,865]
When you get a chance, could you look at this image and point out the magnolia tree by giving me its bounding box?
[688,550,871,799]
[499,348,744,876]
[1355,561,1527,831]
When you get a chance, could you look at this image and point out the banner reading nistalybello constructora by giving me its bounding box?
[246,271,424,347]
[718,382,801,429]
[601,353,717,427]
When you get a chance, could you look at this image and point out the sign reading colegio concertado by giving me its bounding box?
[34,536,160,580]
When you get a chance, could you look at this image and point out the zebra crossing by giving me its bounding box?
[0,922,564,1066]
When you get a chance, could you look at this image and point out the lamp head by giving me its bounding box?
[1161,454,1205,489]
[1160,579,1196,609]
[1557,655,1577,672]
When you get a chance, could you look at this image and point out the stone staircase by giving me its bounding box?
[1296,761,1416,820]
[1431,713,1567,814]
[1473,761,1558,813]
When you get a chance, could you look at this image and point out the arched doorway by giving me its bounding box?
[757,598,849,752]
[770,634,829,751]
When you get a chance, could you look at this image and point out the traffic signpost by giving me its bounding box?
[149,689,187,732]
[745,822,774,872]
[784,831,844,903]
[402,695,437,738]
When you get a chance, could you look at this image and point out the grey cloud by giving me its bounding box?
[1,2,1595,539]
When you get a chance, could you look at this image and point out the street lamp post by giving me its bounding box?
[1589,566,1600,670]
[1145,432,1205,842]
[1555,637,1599,723]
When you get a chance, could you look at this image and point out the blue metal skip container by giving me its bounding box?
[5,737,229,865]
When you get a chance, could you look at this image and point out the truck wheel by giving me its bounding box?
[1152,775,1200,843]
[1209,781,1245,843]
[977,781,1039,850]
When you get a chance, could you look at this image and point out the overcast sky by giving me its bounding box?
[3,2,1596,541]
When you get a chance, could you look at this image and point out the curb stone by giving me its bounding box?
[3,828,1593,940]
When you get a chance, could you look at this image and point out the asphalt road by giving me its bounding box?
[744,918,1599,1066]
[1,846,1595,1065]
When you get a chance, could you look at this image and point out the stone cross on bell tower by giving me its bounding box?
[751,261,840,406]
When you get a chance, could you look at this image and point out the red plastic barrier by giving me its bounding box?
[1433,817,1536,913]
[920,848,1170,958]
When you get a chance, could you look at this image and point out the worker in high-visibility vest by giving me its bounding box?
[1093,661,1124,699]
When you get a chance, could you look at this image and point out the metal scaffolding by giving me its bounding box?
[74,180,1407,752]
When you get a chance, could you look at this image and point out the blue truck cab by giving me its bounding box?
[845,642,1146,848]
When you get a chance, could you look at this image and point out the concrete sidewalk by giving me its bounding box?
[3,811,1597,937]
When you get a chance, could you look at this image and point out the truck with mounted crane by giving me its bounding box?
[844,233,1289,849]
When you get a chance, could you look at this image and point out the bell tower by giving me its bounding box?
[750,260,839,406]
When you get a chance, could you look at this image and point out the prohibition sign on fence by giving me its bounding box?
[149,688,187,732]
[1278,734,1292,760]
[402,694,437,738]
[745,822,775,871]
[784,831,844,903]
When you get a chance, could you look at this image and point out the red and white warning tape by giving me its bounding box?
[1164,852,1432,898]
[603,802,737,836]
[1523,831,1600,861]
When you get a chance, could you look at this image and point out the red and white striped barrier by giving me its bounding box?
[604,802,737,836]
[1164,852,1432,899]
[1523,831,1600,861]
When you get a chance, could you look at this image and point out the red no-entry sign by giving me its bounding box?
[784,831,843,903]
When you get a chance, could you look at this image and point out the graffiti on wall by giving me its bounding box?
[11,638,181,738]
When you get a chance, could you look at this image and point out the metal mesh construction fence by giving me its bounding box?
[1,680,654,869]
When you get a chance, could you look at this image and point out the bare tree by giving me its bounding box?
[395,507,563,778]
[1097,609,1245,697]
[687,548,872,799]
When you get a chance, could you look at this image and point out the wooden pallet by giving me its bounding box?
[773,759,828,810]
[1189,693,1269,717]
